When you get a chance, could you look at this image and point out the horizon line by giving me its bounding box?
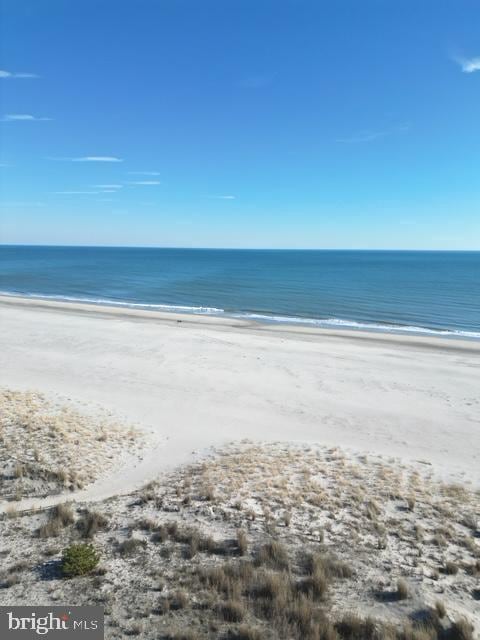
[0,243,478,252]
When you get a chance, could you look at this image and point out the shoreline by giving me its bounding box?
[1,293,479,351]
[1,302,479,638]
[1,292,479,491]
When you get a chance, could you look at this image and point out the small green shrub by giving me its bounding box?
[61,543,99,577]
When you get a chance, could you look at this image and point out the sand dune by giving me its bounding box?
[1,295,478,494]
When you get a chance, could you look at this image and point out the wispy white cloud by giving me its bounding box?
[73,156,123,162]
[453,55,480,73]
[128,180,161,185]
[209,195,236,200]
[0,69,39,79]
[127,171,161,176]
[49,156,124,162]
[337,122,410,144]
[2,113,51,122]
[92,184,123,189]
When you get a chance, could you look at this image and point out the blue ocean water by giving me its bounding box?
[0,246,479,338]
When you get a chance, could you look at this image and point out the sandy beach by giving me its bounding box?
[1,294,479,494]
[1,295,479,638]
[3,3,479,634]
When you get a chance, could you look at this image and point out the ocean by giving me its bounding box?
[0,246,479,338]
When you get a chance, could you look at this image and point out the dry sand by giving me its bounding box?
[1,295,479,638]
[1,441,478,638]
[1,294,479,499]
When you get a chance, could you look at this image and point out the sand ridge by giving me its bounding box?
[0,441,478,638]
[1,295,479,491]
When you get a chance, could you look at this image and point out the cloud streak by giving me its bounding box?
[73,156,123,162]
[1,114,51,122]
[209,195,236,200]
[0,69,39,79]
[337,123,410,144]
[49,156,123,162]
[453,55,480,73]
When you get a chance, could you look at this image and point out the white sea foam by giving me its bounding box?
[1,290,479,339]
[231,312,480,339]
[0,291,224,315]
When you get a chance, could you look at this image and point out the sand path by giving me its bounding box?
[1,295,479,513]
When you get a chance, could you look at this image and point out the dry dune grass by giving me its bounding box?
[0,439,478,639]
[0,389,146,499]
[144,442,479,636]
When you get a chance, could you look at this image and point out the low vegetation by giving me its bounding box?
[0,431,478,639]
[0,389,147,500]
[61,543,99,577]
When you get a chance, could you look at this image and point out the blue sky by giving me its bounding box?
[0,0,479,249]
